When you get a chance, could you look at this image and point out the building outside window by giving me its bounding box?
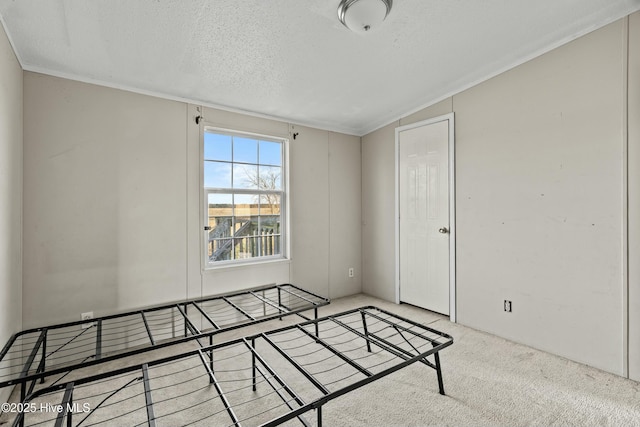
[203,128,287,266]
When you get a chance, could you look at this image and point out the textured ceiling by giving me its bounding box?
[1,0,640,135]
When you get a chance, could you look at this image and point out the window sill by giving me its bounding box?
[203,257,291,272]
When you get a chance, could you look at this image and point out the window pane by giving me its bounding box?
[234,237,259,260]
[208,193,232,205]
[259,194,280,215]
[259,197,281,257]
[208,193,232,230]
[260,215,281,234]
[233,194,257,217]
[259,166,281,190]
[259,233,280,257]
[204,161,231,188]
[233,164,258,189]
[209,217,232,237]
[210,238,232,261]
[233,137,258,164]
[204,132,232,161]
[259,141,282,166]
[233,194,258,240]
[204,130,285,265]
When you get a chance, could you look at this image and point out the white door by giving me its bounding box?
[398,117,451,315]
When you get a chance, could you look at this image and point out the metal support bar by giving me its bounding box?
[251,338,256,391]
[183,304,188,337]
[256,366,311,427]
[40,329,48,384]
[75,377,140,427]
[360,311,372,352]
[327,317,429,368]
[296,326,372,377]
[222,297,255,321]
[140,312,155,345]
[384,325,444,374]
[190,302,221,330]
[142,364,157,427]
[364,309,448,343]
[355,310,442,366]
[43,327,91,360]
[174,304,200,336]
[260,334,330,395]
[20,329,46,402]
[367,331,436,369]
[393,325,421,355]
[208,364,241,426]
[209,335,214,374]
[20,330,46,378]
[48,356,92,389]
[242,338,308,408]
[0,333,19,361]
[53,382,74,427]
[432,343,445,395]
[276,286,318,306]
[294,312,311,321]
[249,291,288,315]
[277,288,283,320]
[95,320,103,361]
[197,349,216,384]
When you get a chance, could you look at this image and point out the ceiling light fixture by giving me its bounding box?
[337,0,393,33]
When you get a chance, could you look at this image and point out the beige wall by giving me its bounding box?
[454,19,625,375]
[362,16,635,376]
[329,131,362,299]
[362,121,397,301]
[0,22,22,404]
[23,73,188,327]
[22,74,362,328]
[628,12,640,381]
[0,25,23,402]
[288,125,330,297]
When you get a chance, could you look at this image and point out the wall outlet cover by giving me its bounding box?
[81,311,94,328]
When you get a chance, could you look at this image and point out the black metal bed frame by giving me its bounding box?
[10,306,453,427]
[0,284,329,404]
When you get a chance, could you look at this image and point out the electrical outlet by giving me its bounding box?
[348,267,354,278]
[504,300,512,313]
[81,311,94,329]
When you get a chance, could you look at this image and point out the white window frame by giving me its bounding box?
[202,126,289,269]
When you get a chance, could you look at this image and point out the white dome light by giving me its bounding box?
[338,0,393,33]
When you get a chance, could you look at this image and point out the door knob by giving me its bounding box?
[438,227,449,234]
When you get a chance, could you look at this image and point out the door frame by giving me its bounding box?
[395,113,456,322]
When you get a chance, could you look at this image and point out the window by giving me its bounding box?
[203,128,287,266]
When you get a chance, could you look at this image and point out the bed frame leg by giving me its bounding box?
[433,349,445,395]
[317,406,322,427]
[262,289,267,317]
[40,329,48,384]
[277,288,283,321]
[251,338,257,391]
[360,311,372,352]
[209,335,214,378]
[183,304,188,337]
